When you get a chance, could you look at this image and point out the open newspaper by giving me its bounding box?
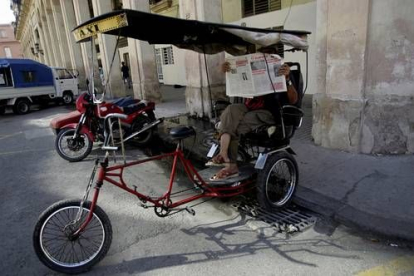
[225,53,286,98]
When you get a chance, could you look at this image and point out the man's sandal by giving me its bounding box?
[209,168,239,181]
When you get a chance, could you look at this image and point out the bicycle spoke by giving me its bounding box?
[40,205,105,267]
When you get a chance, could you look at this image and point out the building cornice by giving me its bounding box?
[15,0,32,40]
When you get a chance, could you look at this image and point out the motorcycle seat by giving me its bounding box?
[169,126,196,140]
[122,101,148,115]
[113,96,136,107]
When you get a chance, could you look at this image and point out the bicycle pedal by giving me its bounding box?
[140,203,148,209]
[185,207,196,216]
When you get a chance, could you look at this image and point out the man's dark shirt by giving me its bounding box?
[245,72,301,123]
[121,65,129,78]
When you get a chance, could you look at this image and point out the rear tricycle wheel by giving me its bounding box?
[256,151,298,211]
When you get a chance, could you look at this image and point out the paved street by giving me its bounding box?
[0,105,413,276]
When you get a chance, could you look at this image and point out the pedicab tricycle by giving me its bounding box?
[33,9,310,274]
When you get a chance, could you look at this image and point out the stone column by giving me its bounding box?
[360,0,414,154]
[50,0,71,69]
[118,0,162,102]
[312,0,369,152]
[60,0,87,88]
[91,0,125,98]
[42,0,62,66]
[73,0,99,88]
[312,0,414,154]
[179,0,225,118]
[38,12,54,66]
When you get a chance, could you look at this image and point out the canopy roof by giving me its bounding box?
[73,9,311,56]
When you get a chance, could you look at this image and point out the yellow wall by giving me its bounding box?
[150,0,180,17]
[222,0,242,23]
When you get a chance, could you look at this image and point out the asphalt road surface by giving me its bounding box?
[0,105,413,276]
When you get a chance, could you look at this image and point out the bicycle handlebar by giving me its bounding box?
[104,113,128,120]
[102,113,128,151]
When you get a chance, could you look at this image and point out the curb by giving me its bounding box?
[294,186,414,243]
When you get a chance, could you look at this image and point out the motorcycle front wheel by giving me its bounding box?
[56,128,93,162]
[33,200,112,274]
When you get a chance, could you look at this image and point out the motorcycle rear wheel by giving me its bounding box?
[56,128,93,162]
[130,115,154,147]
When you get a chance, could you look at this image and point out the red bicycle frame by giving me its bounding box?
[75,143,254,234]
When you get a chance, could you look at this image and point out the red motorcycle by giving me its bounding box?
[50,92,161,162]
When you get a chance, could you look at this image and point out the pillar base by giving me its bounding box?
[361,95,414,154]
[312,93,414,154]
[185,85,226,118]
[133,80,162,103]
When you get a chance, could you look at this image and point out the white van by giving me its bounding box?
[0,59,80,115]
[51,67,79,104]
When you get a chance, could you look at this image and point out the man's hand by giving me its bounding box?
[222,62,231,73]
[278,64,290,80]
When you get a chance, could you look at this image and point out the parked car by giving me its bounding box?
[0,58,80,115]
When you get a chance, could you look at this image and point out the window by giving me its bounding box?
[112,0,123,10]
[242,0,281,17]
[0,68,12,86]
[150,0,163,5]
[162,46,174,65]
[87,0,94,18]
[22,71,36,83]
[0,30,6,38]
[155,48,163,80]
[56,69,73,79]
[4,47,12,58]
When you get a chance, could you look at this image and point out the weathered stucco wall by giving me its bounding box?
[313,0,414,154]
[361,0,414,154]
[180,0,226,118]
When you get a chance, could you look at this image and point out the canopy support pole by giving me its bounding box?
[202,45,216,120]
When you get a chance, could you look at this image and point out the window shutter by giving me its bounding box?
[242,0,282,17]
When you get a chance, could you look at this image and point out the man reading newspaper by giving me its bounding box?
[208,53,299,181]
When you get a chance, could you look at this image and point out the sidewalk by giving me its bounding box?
[155,86,414,242]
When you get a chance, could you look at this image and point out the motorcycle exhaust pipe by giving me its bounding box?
[123,118,163,143]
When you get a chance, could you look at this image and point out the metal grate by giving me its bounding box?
[233,199,317,234]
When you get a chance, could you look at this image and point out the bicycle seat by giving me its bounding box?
[169,126,196,140]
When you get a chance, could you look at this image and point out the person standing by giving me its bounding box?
[121,62,131,89]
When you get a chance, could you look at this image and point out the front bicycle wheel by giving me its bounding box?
[33,199,112,274]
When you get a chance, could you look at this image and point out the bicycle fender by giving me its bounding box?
[286,147,296,155]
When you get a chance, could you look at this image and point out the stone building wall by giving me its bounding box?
[312,0,414,154]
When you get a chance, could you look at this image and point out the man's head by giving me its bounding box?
[121,62,125,66]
